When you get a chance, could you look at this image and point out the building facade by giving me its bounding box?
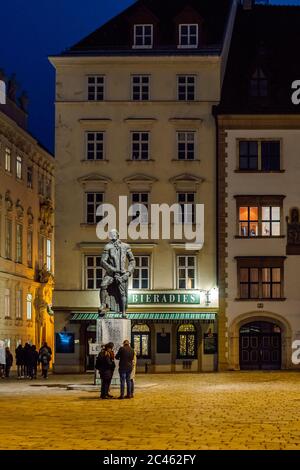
[0,74,55,357]
[50,0,237,373]
[216,3,300,370]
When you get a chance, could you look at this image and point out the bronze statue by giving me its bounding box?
[99,229,135,318]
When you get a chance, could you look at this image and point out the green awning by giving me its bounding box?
[70,312,216,321]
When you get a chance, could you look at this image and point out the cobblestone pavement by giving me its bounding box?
[0,371,299,450]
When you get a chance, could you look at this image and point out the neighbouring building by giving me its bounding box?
[215,2,300,370]
[50,0,238,373]
[0,72,55,357]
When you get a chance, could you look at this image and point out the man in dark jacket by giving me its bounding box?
[5,347,13,378]
[96,343,115,399]
[38,344,52,379]
[28,345,39,379]
[15,344,24,378]
[115,340,134,399]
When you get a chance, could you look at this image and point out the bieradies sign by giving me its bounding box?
[128,292,200,305]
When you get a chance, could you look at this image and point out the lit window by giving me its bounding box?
[16,290,22,319]
[16,155,22,179]
[133,25,153,48]
[239,207,259,237]
[179,24,198,48]
[87,76,105,101]
[262,207,280,237]
[86,132,105,161]
[177,132,195,160]
[5,148,11,172]
[237,198,282,238]
[177,75,196,101]
[132,324,150,358]
[46,239,52,271]
[4,289,11,318]
[85,256,104,290]
[132,75,150,101]
[177,256,196,289]
[26,293,33,320]
[177,324,197,359]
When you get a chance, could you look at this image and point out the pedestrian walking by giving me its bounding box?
[38,343,52,379]
[5,347,13,378]
[115,340,134,399]
[15,344,24,379]
[95,343,115,399]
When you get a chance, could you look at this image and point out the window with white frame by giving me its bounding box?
[177,256,196,289]
[4,288,11,318]
[131,192,149,223]
[86,132,105,161]
[177,131,195,160]
[5,218,12,259]
[16,224,23,263]
[133,24,153,48]
[27,231,33,267]
[16,289,22,319]
[177,75,196,101]
[132,256,150,289]
[132,75,150,101]
[87,76,105,101]
[86,192,104,224]
[131,132,149,160]
[26,293,33,320]
[46,238,52,271]
[85,256,104,290]
[16,155,22,179]
[179,24,198,48]
[5,148,11,172]
[177,193,195,224]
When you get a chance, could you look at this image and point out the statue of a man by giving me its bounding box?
[99,229,135,318]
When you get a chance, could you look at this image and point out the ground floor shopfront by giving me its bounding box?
[53,310,218,374]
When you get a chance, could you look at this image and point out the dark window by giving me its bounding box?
[132,256,150,289]
[132,75,150,101]
[134,25,153,48]
[261,141,280,171]
[27,166,33,189]
[86,192,104,224]
[88,76,104,101]
[131,132,149,160]
[86,132,104,161]
[177,193,195,224]
[239,141,258,170]
[85,256,104,290]
[177,132,195,160]
[177,76,195,101]
[237,257,284,300]
[250,68,268,98]
[177,324,197,359]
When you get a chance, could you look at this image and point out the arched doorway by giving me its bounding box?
[239,321,281,370]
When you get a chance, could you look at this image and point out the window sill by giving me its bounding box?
[235,298,286,302]
[234,170,285,174]
[172,159,200,162]
[81,159,109,164]
[4,317,11,320]
[126,159,155,163]
[235,236,285,239]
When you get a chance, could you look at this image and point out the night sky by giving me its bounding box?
[0,0,299,153]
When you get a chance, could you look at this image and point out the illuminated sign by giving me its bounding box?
[128,292,200,305]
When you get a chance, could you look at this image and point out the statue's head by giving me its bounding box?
[108,229,119,241]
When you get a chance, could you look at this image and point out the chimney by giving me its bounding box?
[243,0,253,10]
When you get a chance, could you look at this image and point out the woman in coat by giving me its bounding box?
[96,343,115,399]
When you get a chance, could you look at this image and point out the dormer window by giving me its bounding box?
[250,68,268,97]
[179,24,198,48]
[133,24,153,49]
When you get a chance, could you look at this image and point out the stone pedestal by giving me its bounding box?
[96,318,131,385]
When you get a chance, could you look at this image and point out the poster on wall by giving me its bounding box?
[204,333,218,355]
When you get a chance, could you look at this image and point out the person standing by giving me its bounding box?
[96,343,116,399]
[115,340,134,399]
[15,344,24,379]
[23,343,31,378]
[38,343,52,379]
[28,345,39,379]
[5,347,13,378]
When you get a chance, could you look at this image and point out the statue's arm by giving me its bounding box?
[126,248,136,276]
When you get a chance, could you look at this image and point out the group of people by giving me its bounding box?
[95,339,136,400]
[0,342,52,380]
